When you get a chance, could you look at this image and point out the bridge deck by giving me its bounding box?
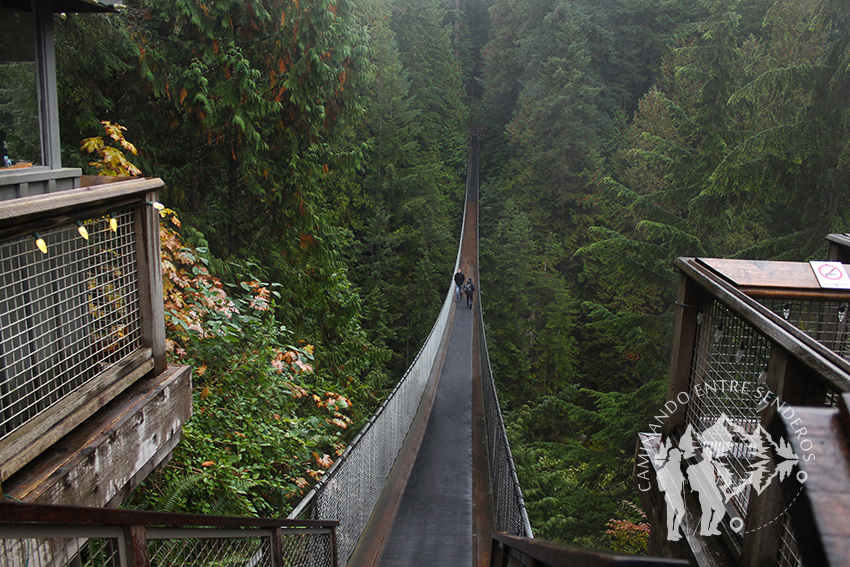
[376,301,476,566]
[348,139,487,567]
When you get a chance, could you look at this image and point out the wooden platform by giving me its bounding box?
[2,364,192,508]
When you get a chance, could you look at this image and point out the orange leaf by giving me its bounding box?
[180,87,188,104]
[202,461,215,467]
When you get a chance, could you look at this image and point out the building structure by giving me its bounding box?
[0,0,192,509]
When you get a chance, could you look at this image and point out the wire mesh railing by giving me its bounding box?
[468,130,531,540]
[663,258,850,567]
[287,284,454,565]
[0,502,337,567]
[0,207,142,442]
[685,296,773,526]
[477,302,533,538]
[758,297,850,368]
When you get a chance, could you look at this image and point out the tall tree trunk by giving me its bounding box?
[227,140,240,255]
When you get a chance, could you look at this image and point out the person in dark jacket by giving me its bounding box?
[454,268,465,302]
[463,278,475,309]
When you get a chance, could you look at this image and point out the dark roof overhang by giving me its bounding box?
[1,0,117,13]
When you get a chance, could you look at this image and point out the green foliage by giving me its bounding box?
[0,61,40,165]
[80,121,142,176]
[129,212,361,517]
[479,0,850,552]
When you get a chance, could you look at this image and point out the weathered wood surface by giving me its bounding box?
[0,177,164,230]
[775,394,850,567]
[137,189,167,375]
[826,234,850,264]
[696,257,850,300]
[491,531,690,566]
[0,348,154,483]
[663,271,702,438]
[80,175,134,187]
[3,363,191,508]
[676,258,850,394]
[697,258,821,289]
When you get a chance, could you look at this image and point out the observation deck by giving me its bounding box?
[0,134,690,567]
[637,250,850,567]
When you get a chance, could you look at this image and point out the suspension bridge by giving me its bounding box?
[0,131,692,567]
[285,133,686,567]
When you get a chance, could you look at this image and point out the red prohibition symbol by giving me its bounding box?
[818,264,844,280]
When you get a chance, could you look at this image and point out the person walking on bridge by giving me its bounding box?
[463,278,475,309]
[454,268,465,302]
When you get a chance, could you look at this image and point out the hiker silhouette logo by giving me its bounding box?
[655,414,806,541]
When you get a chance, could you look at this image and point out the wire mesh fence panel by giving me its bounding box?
[684,297,772,531]
[758,298,845,405]
[1,522,337,567]
[293,289,455,566]
[148,530,272,567]
[0,526,124,567]
[0,208,142,441]
[776,512,803,567]
[278,530,336,567]
[479,311,531,539]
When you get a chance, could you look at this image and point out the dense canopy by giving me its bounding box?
[44,0,850,551]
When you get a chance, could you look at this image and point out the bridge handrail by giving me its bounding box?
[0,501,338,567]
[490,532,688,567]
[469,135,532,538]
[642,256,850,565]
[287,184,466,567]
[478,298,534,538]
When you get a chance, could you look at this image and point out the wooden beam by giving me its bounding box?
[124,525,150,567]
[676,258,850,395]
[0,178,164,230]
[0,499,338,529]
[662,271,702,438]
[136,191,167,375]
[774,402,850,567]
[0,348,153,482]
[489,532,690,566]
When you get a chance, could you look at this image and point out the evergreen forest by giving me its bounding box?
[34,0,850,554]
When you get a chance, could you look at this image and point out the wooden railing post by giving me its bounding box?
[738,345,786,566]
[489,537,508,567]
[270,527,284,567]
[134,191,166,376]
[740,344,822,566]
[662,272,701,439]
[123,525,150,567]
[331,526,340,567]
